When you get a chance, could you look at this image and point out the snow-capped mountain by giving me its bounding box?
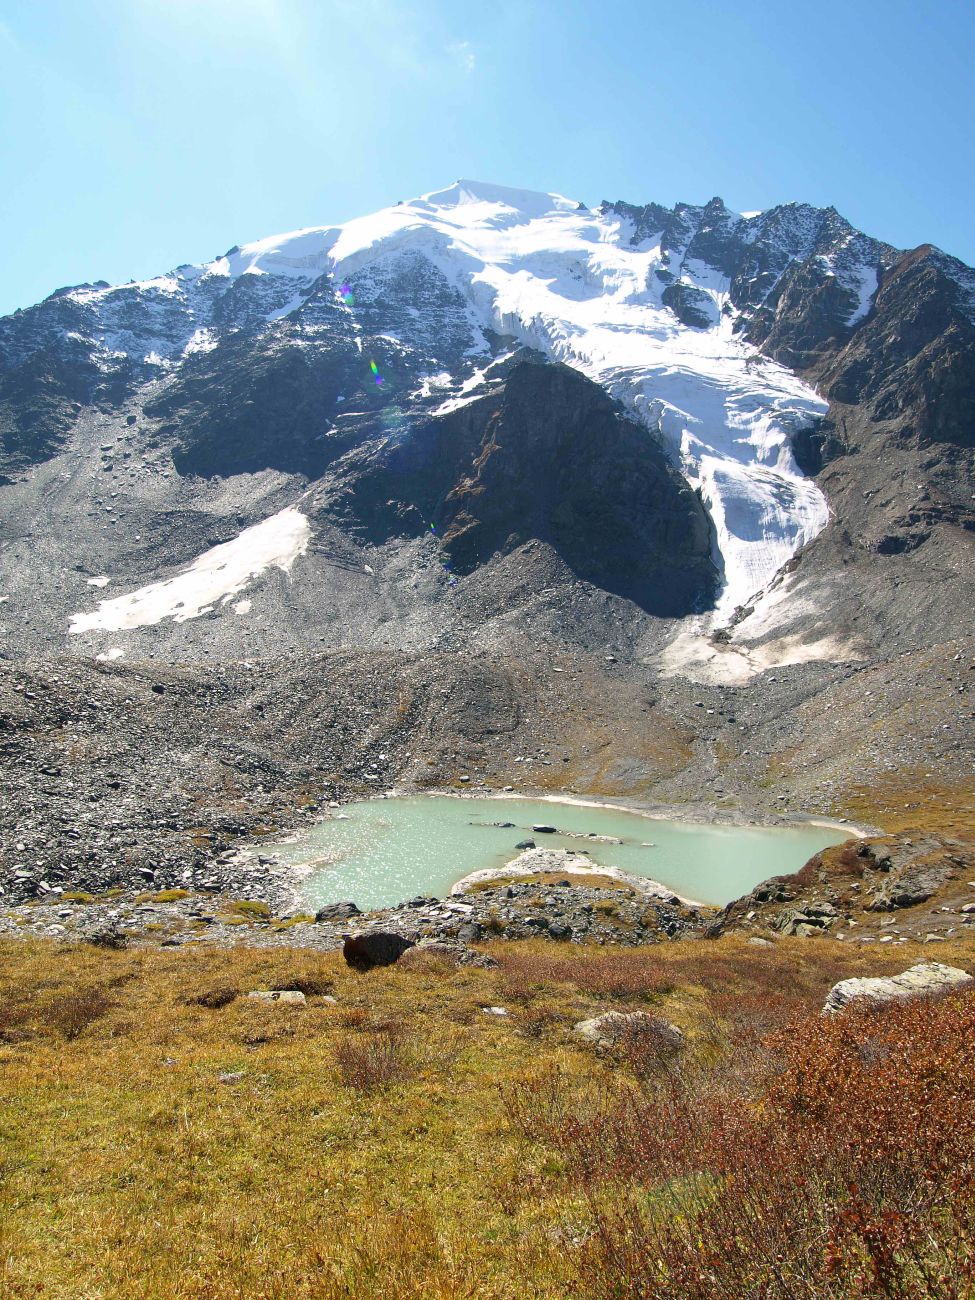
[1,180,973,677]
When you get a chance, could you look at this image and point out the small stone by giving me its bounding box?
[246,990,306,1005]
[482,1006,509,1017]
[218,1071,245,1085]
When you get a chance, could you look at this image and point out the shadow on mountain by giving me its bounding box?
[324,358,718,618]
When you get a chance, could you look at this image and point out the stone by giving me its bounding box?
[218,1071,245,1085]
[866,861,951,911]
[748,936,773,947]
[532,824,558,834]
[246,990,306,1005]
[399,940,498,970]
[314,901,361,923]
[342,931,415,971]
[515,839,535,850]
[823,962,973,1014]
[482,1006,509,1017]
[573,1011,685,1051]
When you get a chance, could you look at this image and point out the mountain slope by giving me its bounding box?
[0,180,972,677]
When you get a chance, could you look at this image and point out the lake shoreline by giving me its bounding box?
[264,789,861,914]
[389,786,876,840]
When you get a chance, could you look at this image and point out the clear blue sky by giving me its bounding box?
[2,0,973,317]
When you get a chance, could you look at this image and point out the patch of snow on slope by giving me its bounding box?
[69,507,310,633]
[846,264,878,325]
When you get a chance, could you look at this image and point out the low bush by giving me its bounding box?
[506,989,975,1298]
[188,985,239,1009]
[496,949,675,1002]
[276,973,334,997]
[43,987,115,1040]
[223,900,272,919]
[334,1028,415,1093]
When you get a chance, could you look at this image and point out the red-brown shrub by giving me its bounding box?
[333,1028,414,1093]
[495,949,675,1002]
[506,989,975,1298]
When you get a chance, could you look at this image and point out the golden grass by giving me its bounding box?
[0,931,972,1298]
[839,773,975,838]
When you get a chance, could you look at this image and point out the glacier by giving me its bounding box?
[64,179,836,623]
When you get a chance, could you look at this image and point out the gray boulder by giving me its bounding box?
[823,962,972,1013]
[315,901,361,923]
[866,862,952,911]
[573,1011,685,1051]
[246,990,306,1005]
[398,940,499,970]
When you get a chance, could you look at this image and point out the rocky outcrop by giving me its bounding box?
[823,962,972,1013]
[709,831,975,944]
[321,357,717,617]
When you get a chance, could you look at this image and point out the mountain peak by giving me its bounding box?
[417,179,583,216]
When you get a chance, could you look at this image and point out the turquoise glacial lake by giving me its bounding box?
[265,796,852,912]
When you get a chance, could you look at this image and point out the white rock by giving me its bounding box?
[823,962,973,1014]
[246,990,306,1005]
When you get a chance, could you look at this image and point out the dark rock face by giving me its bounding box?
[403,364,707,610]
[342,931,415,970]
[150,328,362,479]
[316,356,717,616]
[436,363,716,615]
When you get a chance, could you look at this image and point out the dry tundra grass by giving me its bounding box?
[0,931,972,1298]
